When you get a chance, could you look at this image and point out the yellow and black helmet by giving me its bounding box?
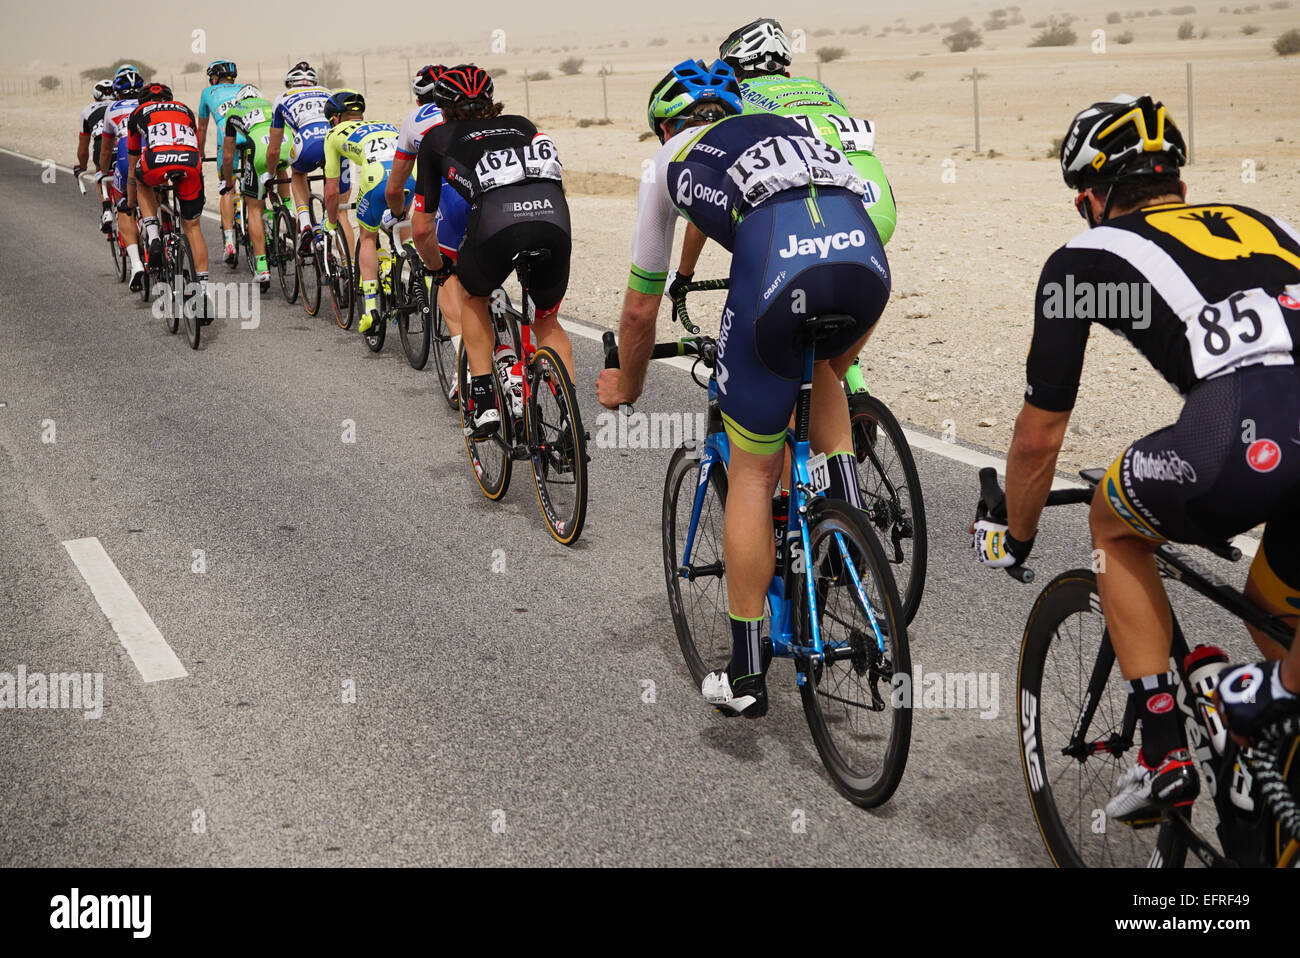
[1060,94,1186,190]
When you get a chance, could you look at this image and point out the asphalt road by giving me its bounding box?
[0,149,1255,866]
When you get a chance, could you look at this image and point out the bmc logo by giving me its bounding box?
[778,230,867,259]
[1247,438,1281,473]
[675,169,728,209]
[152,153,189,164]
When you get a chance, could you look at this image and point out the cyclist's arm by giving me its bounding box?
[1004,402,1070,543]
[98,129,114,180]
[196,116,209,159]
[322,133,343,226]
[219,120,238,184]
[387,154,414,219]
[676,221,707,277]
[266,123,284,177]
[600,289,660,409]
[409,141,444,269]
[76,133,90,171]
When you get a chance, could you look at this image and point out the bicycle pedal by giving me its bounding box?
[509,444,531,461]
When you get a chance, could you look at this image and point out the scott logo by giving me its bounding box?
[675,169,728,209]
[1247,438,1281,473]
[778,230,867,259]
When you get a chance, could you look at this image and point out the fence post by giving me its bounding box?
[361,55,368,95]
[524,70,530,116]
[1186,62,1194,165]
[405,57,412,102]
[972,67,981,154]
[602,71,608,121]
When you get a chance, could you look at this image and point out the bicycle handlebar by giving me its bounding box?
[669,278,729,335]
[601,331,712,370]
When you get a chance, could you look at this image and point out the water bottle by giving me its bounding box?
[1184,645,1229,756]
[494,345,522,419]
[772,493,789,574]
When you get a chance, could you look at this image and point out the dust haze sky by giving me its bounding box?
[5,0,998,66]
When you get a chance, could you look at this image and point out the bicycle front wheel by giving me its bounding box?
[1018,571,1187,867]
[457,340,512,500]
[797,498,911,808]
[661,443,730,687]
[849,391,927,624]
[327,231,354,330]
[526,346,588,545]
[175,235,200,350]
[108,225,125,282]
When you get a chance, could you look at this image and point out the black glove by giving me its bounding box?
[428,259,456,287]
[72,164,85,177]
[1217,660,1300,740]
[667,269,694,300]
[218,181,233,196]
[116,196,131,214]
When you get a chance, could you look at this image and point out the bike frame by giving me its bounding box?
[677,341,889,679]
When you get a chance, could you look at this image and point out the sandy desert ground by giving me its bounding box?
[5,1,1300,474]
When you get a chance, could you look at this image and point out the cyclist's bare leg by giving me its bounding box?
[220,189,235,236]
[1089,486,1173,679]
[530,313,574,377]
[780,328,873,490]
[247,197,267,258]
[438,276,464,337]
[1243,548,1300,660]
[291,169,312,229]
[725,445,786,618]
[461,294,495,378]
[358,228,378,287]
[181,215,209,273]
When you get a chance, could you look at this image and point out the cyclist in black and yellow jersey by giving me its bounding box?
[972,95,1300,821]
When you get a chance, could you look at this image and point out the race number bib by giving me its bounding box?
[522,136,563,180]
[786,113,875,153]
[725,135,863,209]
[475,148,526,190]
[364,137,396,165]
[241,108,267,127]
[152,121,199,149]
[289,100,326,128]
[1186,285,1297,378]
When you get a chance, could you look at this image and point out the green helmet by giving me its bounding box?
[646,59,743,139]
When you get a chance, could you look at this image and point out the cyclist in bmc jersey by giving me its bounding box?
[99,67,146,289]
[596,60,890,718]
[411,65,572,438]
[321,90,414,335]
[75,79,114,234]
[390,64,473,401]
[220,84,294,290]
[971,95,1300,820]
[127,84,211,311]
[196,60,247,265]
[267,62,345,254]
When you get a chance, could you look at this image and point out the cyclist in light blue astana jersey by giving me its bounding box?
[196,59,247,266]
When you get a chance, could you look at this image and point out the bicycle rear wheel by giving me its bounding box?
[360,237,386,353]
[108,224,125,282]
[431,293,459,408]
[1018,571,1187,867]
[849,391,927,625]
[457,341,512,500]
[526,346,588,545]
[175,234,200,350]
[327,230,354,330]
[797,498,911,808]
[271,205,299,304]
[662,444,730,687]
[398,257,432,370]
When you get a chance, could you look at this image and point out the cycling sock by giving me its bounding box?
[1130,672,1183,766]
[728,614,764,681]
[255,254,268,273]
[223,228,235,247]
[362,279,378,314]
[450,334,462,359]
[826,451,863,509]
[126,244,142,271]
[470,375,496,413]
[196,270,209,291]
[296,206,311,231]
[141,217,160,245]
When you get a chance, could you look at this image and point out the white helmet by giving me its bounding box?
[719,18,792,78]
[285,61,317,88]
[234,83,263,102]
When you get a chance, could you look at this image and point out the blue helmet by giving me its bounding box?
[112,68,144,98]
[647,59,742,139]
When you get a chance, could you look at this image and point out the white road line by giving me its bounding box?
[62,537,188,683]
[6,144,1260,561]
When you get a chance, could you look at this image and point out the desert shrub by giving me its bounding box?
[318,59,344,87]
[1276,27,1300,53]
[1107,11,1122,22]
[1030,18,1078,45]
[1241,23,1262,32]
[525,70,552,81]
[944,28,983,51]
[1169,4,1197,12]
[80,60,155,81]
[648,37,667,46]
[182,61,202,74]
[558,57,584,75]
[1177,20,1196,38]
[816,47,847,62]
[1117,30,1136,43]
[39,75,60,91]
[905,70,925,80]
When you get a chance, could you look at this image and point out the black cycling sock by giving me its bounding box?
[1131,672,1184,766]
[470,375,496,415]
[728,615,763,682]
[826,451,863,509]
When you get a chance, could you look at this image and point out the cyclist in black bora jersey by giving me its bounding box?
[410,64,572,438]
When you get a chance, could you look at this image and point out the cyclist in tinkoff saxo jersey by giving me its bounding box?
[389,64,474,402]
[74,78,114,235]
[220,84,294,292]
[196,59,247,267]
[266,62,351,256]
[99,66,146,290]
[971,95,1300,821]
[596,59,890,718]
[321,90,414,335]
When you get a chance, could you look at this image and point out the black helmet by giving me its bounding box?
[206,59,237,85]
[1060,94,1186,190]
[323,88,365,121]
[432,64,494,116]
[139,83,174,104]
